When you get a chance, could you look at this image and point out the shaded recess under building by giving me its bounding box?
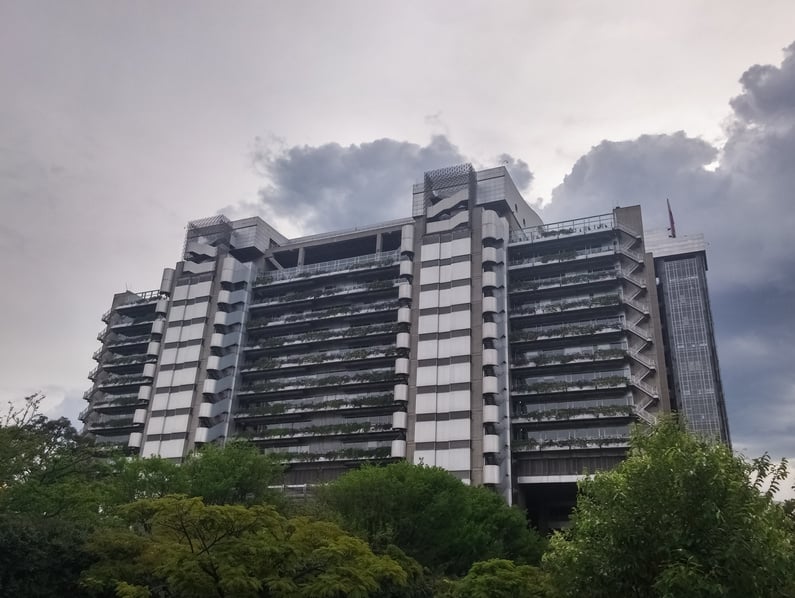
[81,164,730,529]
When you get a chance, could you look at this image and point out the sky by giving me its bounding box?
[1,1,793,495]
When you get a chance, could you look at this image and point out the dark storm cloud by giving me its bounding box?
[497,153,534,190]
[248,135,466,233]
[543,42,795,460]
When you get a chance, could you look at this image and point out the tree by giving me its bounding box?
[543,418,795,597]
[451,559,552,598]
[318,461,545,576]
[82,495,408,598]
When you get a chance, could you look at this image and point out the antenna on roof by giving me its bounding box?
[667,198,677,238]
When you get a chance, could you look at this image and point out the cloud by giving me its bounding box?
[542,42,795,464]
[497,153,534,190]
[233,135,467,234]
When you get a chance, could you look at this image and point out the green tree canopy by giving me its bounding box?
[543,418,795,597]
[82,495,408,598]
[318,461,545,576]
[451,559,552,598]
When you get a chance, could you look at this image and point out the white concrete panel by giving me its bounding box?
[419,290,439,309]
[176,345,202,362]
[436,338,450,359]
[438,264,452,284]
[172,286,189,301]
[451,310,471,330]
[451,261,471,281]
[437,287,451,308]
[416,366,437,387]
[162,414,191,434]
[419,265,439,285]
[417,340,438,360]
[449,336,471,357]
[180,323,205,341]
[157,439,186,459]
[439,241,452,260]
[420,243,440,261]
[146,416,165,435]
[151,395,169,411]
[436,364,450,386]
[415,393,438,414]
[164,327,181,344]
[450,390,471,411]
[185,302,209,320]
[439,418,471,442]
[437,312,451,332]
[414,421,437,443]
[450,362,471,384]
[187,281,212,299]
[413,450,436,466]
[434,450,449,470]
[435,392,450,413]
[155,370,174,388]
[168,305,186,321]
[451,237,471,257]
[160,348,178,365]
[449,285,471,305]
[167,391,194,410]
[418,314,438,333]
[448,448,471,471]
[172,367,198,387]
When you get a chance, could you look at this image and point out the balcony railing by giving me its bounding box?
[513,404,634,422]
[509,318,623,343]
[512,348,627,368]
[511,294,620,317]
[262,446,392,463]
[255,250,400,285]
[243,347,397,372]
[235,393,394,418]
[512,373,629,395]
[239,370,395,394]
[509,245,617,269]
[249,421,393,440]
[252,279,398,307]
[246,323,397,350]
[106,334,150,348]
[248,300,397,329]
[509,213,615,244]
[512,436,629,451]
[98,375,148,388]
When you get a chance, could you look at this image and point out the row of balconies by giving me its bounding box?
[242,346,398,374]
[508,213,616,245]
[509,319,623,344]
[512,436,629,452]
[250,279,398,308]
[238,369,396,395]
[247,420,397,441]
[247,300,397,329]
[508,245,616,270]
[262,445,394,463]
[510,293,621,318]
[512,404,635,423]
[512,347,627,369]
[512,374,629,396]
[254,249,401,286]
[245,322,398,351]
[235,393,395,419]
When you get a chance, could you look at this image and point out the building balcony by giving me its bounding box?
[483,403,500,424]
[510,294,621,320]
[248,422,394,442]
[245,323,398,352]
[254,249,400,286]
[512,404,634,424]
[483,321,499,340]
[234,393,394,419]
[481,246,500,265]
[512,348,627,370]
[512,375,629,396]
[86,416,141,434]
[248,300,397,330]
[509,246,616,271]
[97,375,148,390]
[106,334,150,349]
[508,213,616,245]
[391,439,407,458]
[509,319,623,345]
[242,347,397,374]
[509,268,620,295]
[252,279,398,309]
[483,464,501,485]
[483,433,500,453]
[239,370,396,396]
[512,436,630,452]
[482,296,499,314]
[262,446,393,464]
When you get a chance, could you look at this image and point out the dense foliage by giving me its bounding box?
[2,398,793,597]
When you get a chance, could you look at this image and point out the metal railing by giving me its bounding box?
[256,250,400,285]
[509,213,615,244]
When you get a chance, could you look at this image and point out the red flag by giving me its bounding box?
[667,198,677,238]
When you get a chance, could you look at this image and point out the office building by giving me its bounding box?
[81,164,726,525]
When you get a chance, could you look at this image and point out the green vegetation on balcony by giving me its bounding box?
[512,294,620,317]
[88,416,136,429]
[251,421,392,439]
[510,270,617,293]
[514,348,627,367]
[247,322,397,349]
[512,435,629,450]
[245,346,397,371]
[241,370,395,393]
[253,279,395,305]
[106,334,150,347]
[512,375,629,394]
[267,446,393,462]
[515,404,635,421]
[98,374,148,387]
[248,300,396,328]
[510,321,622,343]
[237,393,394,417]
